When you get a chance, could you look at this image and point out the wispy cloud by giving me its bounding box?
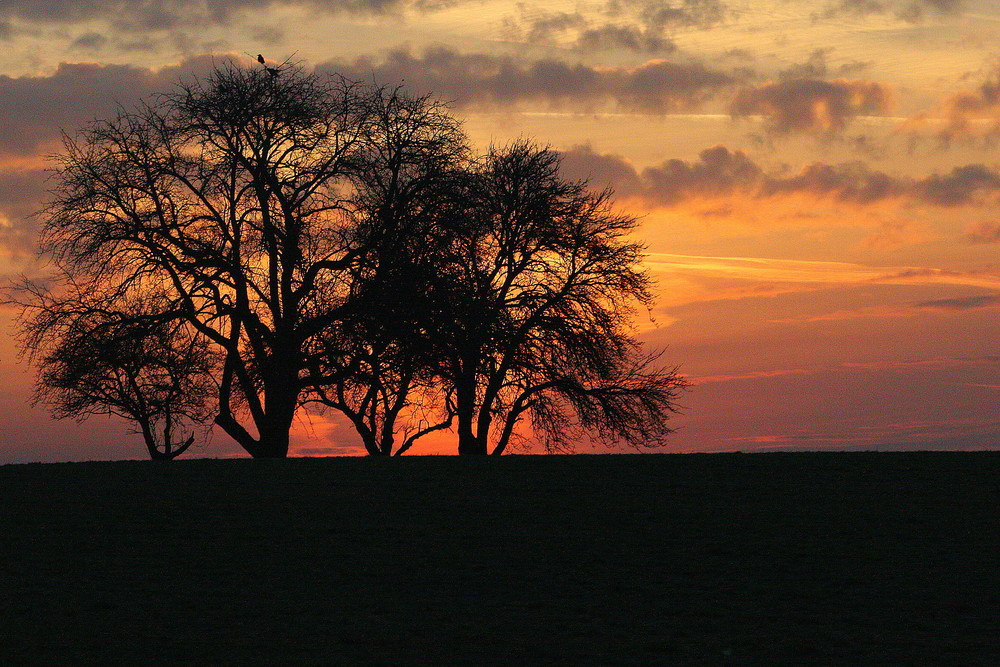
[688,368,812,384]
[915,294,1000,310]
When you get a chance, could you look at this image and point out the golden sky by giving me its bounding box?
[1,0,998,461]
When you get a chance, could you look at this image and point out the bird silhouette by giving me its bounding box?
[257,54,265,65]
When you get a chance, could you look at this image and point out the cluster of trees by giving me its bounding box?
[15,60,685,459]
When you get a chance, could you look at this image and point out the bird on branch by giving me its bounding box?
[257,53,280,77]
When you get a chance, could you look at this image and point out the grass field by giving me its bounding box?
[1,452,998,665]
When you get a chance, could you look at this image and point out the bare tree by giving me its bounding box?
[18,283,214,459]
[435,141,686,455]
[29,61,390,458]
[304,86,468,455]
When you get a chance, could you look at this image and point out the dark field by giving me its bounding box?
[1,453,998,665]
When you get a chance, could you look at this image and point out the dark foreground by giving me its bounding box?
[1,452,998,665]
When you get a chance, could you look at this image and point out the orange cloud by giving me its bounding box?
[965,221,1000,244]
[900,66,1000,143]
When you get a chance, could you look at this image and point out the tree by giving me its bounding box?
[25,61,461,458]
[434,141,686,455]
[303,85,469,455]
[19,283,214,459]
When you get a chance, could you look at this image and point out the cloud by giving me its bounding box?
[0,168,48,252]
[0,0,412,31]
[915,295,1000,310]
[689,368,812,385]
[69,31,108,50]
[823,0,964,22]
[777,48,872,81]
[321,47,734,113]
[504,0,721,53]
[516,9,588,43]
[918,165,1000,206]
[576,25,676,53]
[559,144,1000,209]
[0,56,225,157]
[904,67,1000,144]
[731,77,894,134]
[759,161,903,204]
[965,221,1000,244]
[611,0,728,30]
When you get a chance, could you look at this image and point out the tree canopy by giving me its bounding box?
[15,59,685,458]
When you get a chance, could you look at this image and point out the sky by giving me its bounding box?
[1,0,998,462]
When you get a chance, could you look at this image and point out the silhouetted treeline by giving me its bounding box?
[14,60,685,458]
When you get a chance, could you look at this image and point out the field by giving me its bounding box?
[1,452,998,665]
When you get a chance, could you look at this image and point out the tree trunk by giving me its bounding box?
[455,374,487,455]
[253,420,291,458]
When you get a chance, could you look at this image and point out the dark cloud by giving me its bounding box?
[0,59,214,156]
[558,146,644,197]
[559,144,763,204]
[576,25,675,53]
[608,0,728,30]
[640,145,764,204]
[779,49,833,80]
[916,295,1000,310]
[917,165,1000,206]
[321,47,733,113]
[965,221,1000,244]
[520,10,588,42]
[723,48,754,62]
[0,0,411,31]
[507,0,720,53]
[778,49,871,80]
[760,162,903,204]
[731,77,894,134]
[0,51,731,160]
[558,144,1000,208]
[824,0,963,22]
[70,31,108,50]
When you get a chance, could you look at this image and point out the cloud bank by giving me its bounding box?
[320,47,735,113]
[560,144,1000,208]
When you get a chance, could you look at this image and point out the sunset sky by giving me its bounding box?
[1,0,998,462]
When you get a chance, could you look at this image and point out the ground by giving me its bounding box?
[1,452,998,665]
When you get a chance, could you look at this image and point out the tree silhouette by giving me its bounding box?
[25,62,388,458]
[436,142,686,455]
[19,283,214,459]
[304,87,468,455]
[17,59,684,458]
